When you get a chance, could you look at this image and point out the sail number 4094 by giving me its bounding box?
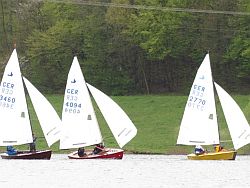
[64,102,81,113]
[65,102,81,108]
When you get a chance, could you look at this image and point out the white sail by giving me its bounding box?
[0,49,33,146]
[177,54,219,145]
[60,57,102,149]
[23,77,61,147]
[87,83,137,148]
[214,82,250,150]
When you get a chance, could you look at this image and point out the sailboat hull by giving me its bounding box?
[0,150,52,160]
[187,150,237,160]
[68,148,124,159]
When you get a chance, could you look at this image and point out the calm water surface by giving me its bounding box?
[1,154,250,188]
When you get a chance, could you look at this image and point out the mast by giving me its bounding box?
[209,53,221,145]
[21,75,36,151]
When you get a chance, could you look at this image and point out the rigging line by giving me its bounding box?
[40,0,250,16]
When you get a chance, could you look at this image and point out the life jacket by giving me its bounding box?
[215,145,222,152]
[78,148,85,157]
[7,146,17,155]
[194,146,205,155]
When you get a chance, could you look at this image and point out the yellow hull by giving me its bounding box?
[187,150,237,160]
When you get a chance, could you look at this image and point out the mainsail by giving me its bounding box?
[87,83,137,148]
[23,77,61,147]
[177,54,219,145]
[0,49,33,146]
[214,82,250,150]
[60,57,102,149]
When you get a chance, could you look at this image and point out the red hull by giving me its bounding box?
[0,150,52,160]
[68,148,124,159]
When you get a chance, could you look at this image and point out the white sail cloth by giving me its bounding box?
[60,56,137,149]
[214,82,250,150]
[0,49,33,146]
[87,83,137,148]
[177,54,219,145]
[23,77,61,147]
[60,57,102,149]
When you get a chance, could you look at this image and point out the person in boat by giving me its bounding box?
[78,147,86,157]
[194,145,205,155]
[93,143,105,155]
[214,144,224,152]
[29,134,37,152]
[6,146,17,155]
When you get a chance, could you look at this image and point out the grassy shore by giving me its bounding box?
[2,94,250,155]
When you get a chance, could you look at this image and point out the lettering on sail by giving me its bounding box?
[0,82,16,109]
[187,84,206,111]
[64,84,82,114]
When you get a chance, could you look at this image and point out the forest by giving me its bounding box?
[0,0,249,95]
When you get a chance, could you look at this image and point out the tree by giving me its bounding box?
[224,0,250,92]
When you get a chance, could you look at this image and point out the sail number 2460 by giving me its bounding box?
[0,95,15,103]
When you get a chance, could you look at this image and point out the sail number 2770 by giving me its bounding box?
[187,84,206,111]
[188,96,206,111]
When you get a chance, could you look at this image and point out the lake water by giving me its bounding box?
[1,154,250,188]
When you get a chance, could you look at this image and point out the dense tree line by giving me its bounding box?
[0,0,249,95]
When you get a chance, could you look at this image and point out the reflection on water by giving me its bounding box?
[1,154,250,188]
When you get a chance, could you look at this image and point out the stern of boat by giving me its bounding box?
[187,150,237,160]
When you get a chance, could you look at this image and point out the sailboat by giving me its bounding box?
[0,49,61,159]
[60,57,137,159]
[177,53,250,160]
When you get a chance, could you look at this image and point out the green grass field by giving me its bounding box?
[2,94,250,155]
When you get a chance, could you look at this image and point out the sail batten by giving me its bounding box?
[189,141,206,143]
